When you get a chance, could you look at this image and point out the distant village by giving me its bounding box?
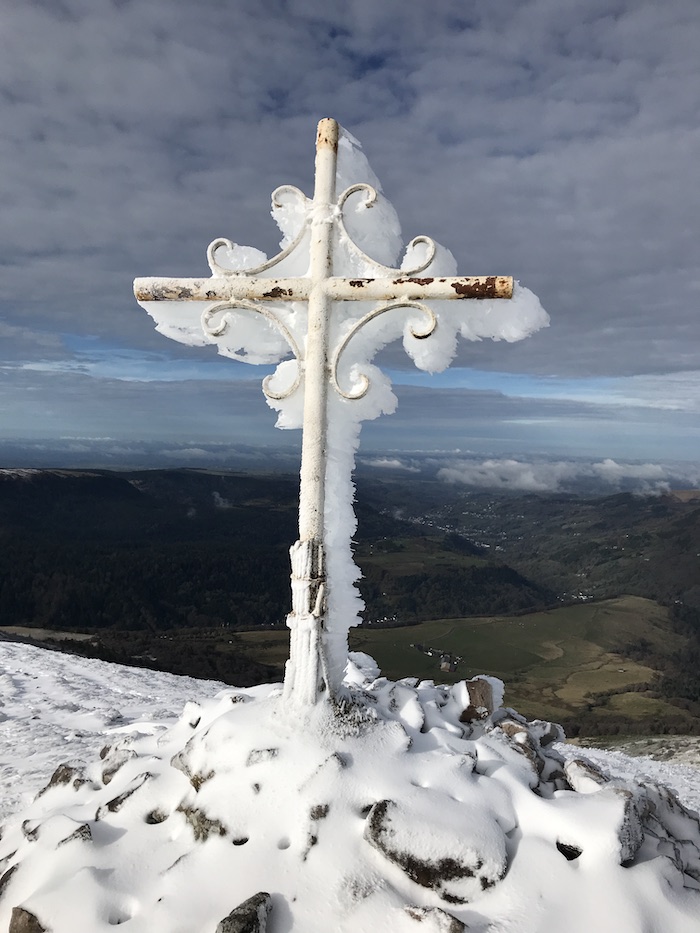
[411,642,462,674]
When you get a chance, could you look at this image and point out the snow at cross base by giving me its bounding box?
[2,125,699,933]
[1,641,700,933]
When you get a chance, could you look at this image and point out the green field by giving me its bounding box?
[235,595,697,733]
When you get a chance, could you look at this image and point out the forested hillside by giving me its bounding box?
[0,469,550,634]
[2,468,700,730]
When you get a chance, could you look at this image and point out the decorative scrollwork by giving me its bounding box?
[201,300,303,400]
[206,185,310,277]
[330,301,437,400]
[336,184,438,276]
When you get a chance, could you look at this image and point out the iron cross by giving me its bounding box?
[134,118,513,708]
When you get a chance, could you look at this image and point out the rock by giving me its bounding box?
[493,720,544,777]
[100,747,136,785]
[177,804,227,842]
[0,864,17,898]
[57,823,92,847]
[215,892,272,933]
[564,758,609,794]
[556,841,582,861]
[96,771,153,819]
[388,683,426,732]
[459,677,495,722]
[170,742,215,791]
[20,821,38,842]
[364,798,506,904]
[528,719,565,747]
[9,907,47,933]
[36,763,87,797]
[608,787,644,865]
[405,905,465,931]
[145,808,169,824]
[246,748,278,766]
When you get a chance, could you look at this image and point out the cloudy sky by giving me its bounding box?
[1,0,698,469]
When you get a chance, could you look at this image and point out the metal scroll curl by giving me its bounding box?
[201,300,303,401]
[206,185,310,277]
[330,300,437,400]
[336,183,438,277]
[205,181,439,280]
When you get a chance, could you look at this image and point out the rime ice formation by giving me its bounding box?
[1,653,699,933]
[137,123,550,699]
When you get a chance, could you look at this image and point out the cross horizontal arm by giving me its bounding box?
[134,277,311,303]
[134,275,513,303]
[327,275,512,301]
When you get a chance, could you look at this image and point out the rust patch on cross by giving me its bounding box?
[451,276,498,298]
[393,277,434,286]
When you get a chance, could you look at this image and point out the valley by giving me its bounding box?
[1,467,699,736]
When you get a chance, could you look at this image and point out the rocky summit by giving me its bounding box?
[0,655,699,933]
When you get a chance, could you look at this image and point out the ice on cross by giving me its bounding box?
[134,119,549,708]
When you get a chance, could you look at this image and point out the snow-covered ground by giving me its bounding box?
[558,740,700,815]
[1,641,700,933]
[2,642,698,825]
[0,642,230,824]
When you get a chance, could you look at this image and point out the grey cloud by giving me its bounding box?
[362,384,700,461]
[0,322,68,360]
[0,363,697,466]
[0,366,289,444]
[1,0,698,459]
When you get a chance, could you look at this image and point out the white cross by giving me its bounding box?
[134,118,514,709]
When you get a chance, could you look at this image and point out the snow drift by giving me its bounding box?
[1,657,699,933]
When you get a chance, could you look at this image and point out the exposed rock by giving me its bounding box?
[0,864,17,898]
[302,803,330,860]
[177,805,227,842]
[493,719,544,776]
[170,739,216,791]
[20,821,38,842]
[405,905,465,932]
[96,772,153,819]
[101,747,136,785]
[145,808,169,825]
[387,683,426,731]
[215,892,271,933]
[640,781,700,882]
[9,907,47,933]
[36,763,87,797]
[57,823,91,847]
[246,748,278,766]
[528,719,564,747]
[460,678,494,722]
[556,841,582,861]
[309,803,329,821]
[564,758,609,794]
[608,787,644,865]
[364,798,506,904]
[190,770,215,791]
[562,761,699,869]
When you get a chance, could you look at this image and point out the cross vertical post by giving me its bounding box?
[283,120,338,704]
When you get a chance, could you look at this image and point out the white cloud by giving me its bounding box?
[160,447,211,459]
[212,491,233,509]
[362,457,420,472]
[437,456,699,494]
[518,371,700,413]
